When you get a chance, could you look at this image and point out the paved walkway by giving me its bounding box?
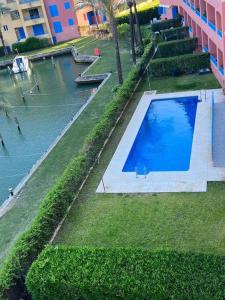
[213,102,225,167]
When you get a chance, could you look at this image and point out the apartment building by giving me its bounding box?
[44,0,79,43]
[0,0,52,49]
[159,0,225,88]
[74,0,107,31]
[0,0,80,49]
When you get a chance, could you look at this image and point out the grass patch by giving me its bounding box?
[0,38,132,265]
[55,73,225,255]
[117,0,159,17]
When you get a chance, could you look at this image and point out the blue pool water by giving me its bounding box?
[123,96,198,174]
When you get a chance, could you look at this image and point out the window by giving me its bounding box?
[15,27,26,41]
[49,5,59,17]
[64,2,71,9]
[29,8,40,19]
[33,24,44,36]
[53,21,63,33]
[10,10,20,20]
[3,25,8,31]
[68,18,74,26]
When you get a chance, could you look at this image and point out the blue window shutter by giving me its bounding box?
[33,24,44,36]
[64,2,71,9]
[49,5,59,17]
[68,18,74,25]
[18,27,26,40]
[53,21,63,33]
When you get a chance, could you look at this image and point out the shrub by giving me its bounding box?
[12,37,50,53]
[117,7,159,25]
[0,46,5,57]
[161,26,189,41]
[117,23,130,39]
[155,38,198,58]
[151,17,182,32]
[0,42,155,300]
[26,246,225,300]
[150,52,210,77]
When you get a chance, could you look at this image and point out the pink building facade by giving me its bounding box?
[44,0,80,43]
[159,0,225,88]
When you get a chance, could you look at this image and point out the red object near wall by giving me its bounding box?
[94,48,101,56]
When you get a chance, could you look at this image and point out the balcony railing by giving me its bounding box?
[210,54,217,67]
[217,29,222,38]
[19,0,39,4]
[203,46,208,52]
[208,20,216,32]
[219,66,224,76]
[23,13,43,21]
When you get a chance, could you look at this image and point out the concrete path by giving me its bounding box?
[213,102,225,166]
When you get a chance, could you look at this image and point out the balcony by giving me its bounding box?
[19,0,41,9]
[219,66,224,76]
[208,20,216,32]
[210,54,217,67]
[203,46,208,52]
[217,29,222,39]
[201,14,207,23]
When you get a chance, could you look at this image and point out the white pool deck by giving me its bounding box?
[97,89,225,193]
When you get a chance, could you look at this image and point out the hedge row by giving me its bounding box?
[26,246,225,300]
[161,26,189,41]
[12,37,50,53]
[117,7,159,25]
[150,52,210,77]
[155,37,197,58]
[0,42,155,300]
[152,16,182,32]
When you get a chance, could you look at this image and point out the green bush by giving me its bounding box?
[26,246,225,300]
[150,52,210,77]
[117,23,130,39]
[156,38,198,58]
[117,7,159,25]
[0,46,5,57]
[151,17,182,32]
[161,26,189,41]
[12,37,50,53]
[0,42,155,300]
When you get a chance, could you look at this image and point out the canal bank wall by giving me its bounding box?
[0,53,111,218]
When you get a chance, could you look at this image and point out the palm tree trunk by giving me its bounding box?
[93,6,100,30]
[110,15,123,84]
[133,0,144,50]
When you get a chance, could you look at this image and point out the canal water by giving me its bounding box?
[0,55,97,205]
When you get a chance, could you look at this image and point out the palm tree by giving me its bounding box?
[132,0,143,51]
[108,1,123,84]
[0,4,10,56]
[80,0,123,84]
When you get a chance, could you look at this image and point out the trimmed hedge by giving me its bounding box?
[161,26,189,41]
[152,17,182,32]
[155,37,198,58]
[0,42,155,300]
[12,37,50,53]
[150,52,210,77]
[26,246,225,300]
[0,46,5,57]
[117,7,159,25]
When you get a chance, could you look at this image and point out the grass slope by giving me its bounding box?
[55,73,225,255]
[0,38,131,265]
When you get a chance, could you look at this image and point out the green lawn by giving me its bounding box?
[0,38,132,264]
[0,36,97,62]
[54,73,225,255]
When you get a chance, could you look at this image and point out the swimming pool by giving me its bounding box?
[123,96,198,174]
